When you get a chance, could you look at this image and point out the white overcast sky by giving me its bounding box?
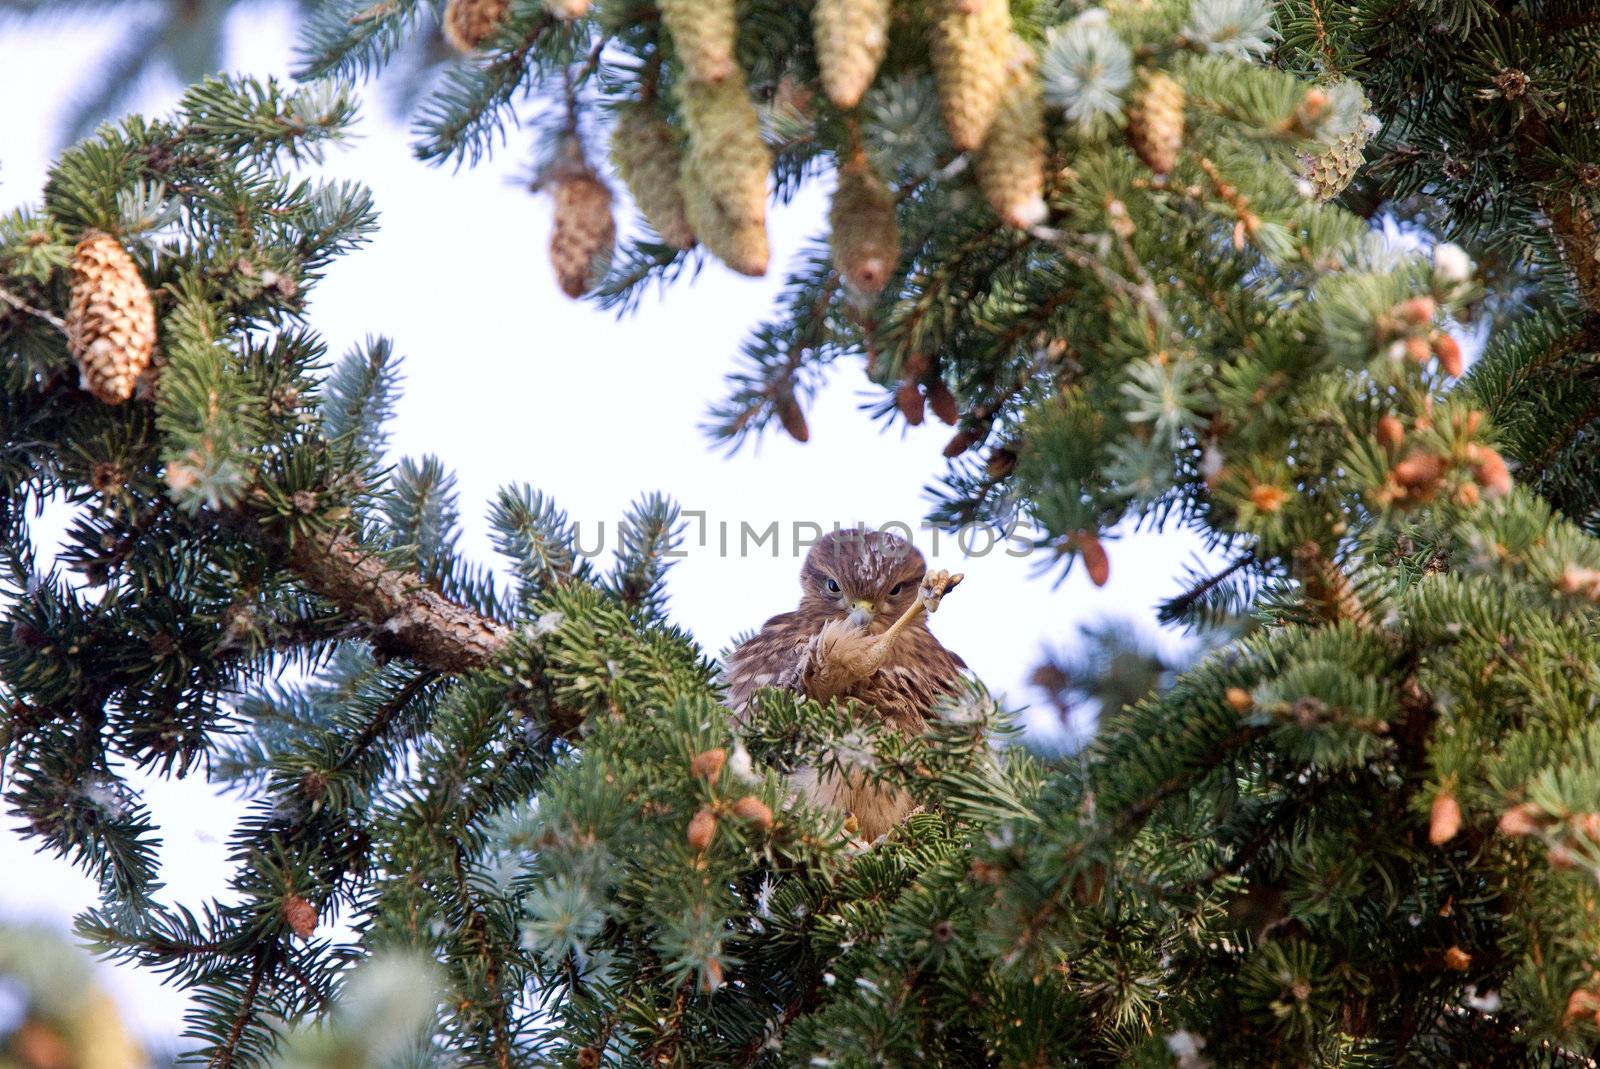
[0,1,1216,1045]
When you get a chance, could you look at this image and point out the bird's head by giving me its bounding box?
[799,528,926,631]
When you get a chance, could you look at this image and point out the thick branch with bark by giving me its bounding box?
[287,530,508,672]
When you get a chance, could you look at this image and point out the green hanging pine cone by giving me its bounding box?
[660,0,738,84]
[975,36,1048,228]
[678,75,771,276]
[610,106,695,249]
[813,0,892,109]
[930,0,1011,152]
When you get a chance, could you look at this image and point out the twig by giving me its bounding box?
[0,285,67,335]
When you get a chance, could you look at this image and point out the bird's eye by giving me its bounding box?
[825,578,841,594]
[889,582,904,596]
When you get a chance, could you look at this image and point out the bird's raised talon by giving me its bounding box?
[918,569,964,613]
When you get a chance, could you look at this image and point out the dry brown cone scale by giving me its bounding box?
[66,231,157,404]
[546,139,617,299]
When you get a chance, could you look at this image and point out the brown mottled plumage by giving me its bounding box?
[722,529,967,839]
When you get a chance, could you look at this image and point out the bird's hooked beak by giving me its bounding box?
[846,600,874,628]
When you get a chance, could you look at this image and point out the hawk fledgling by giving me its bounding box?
[722,529,966,839]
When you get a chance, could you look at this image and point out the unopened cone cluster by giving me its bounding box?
[975,37,1048,227]
[678,77,770,276]
[659,0,738,85]
[813,0,891,108]
[931,0,1012,152]
[1127,72,1184,175]
[66,231,156,405]
[654,0,771,276]
[547,142,616,299]
[610,107,695,249]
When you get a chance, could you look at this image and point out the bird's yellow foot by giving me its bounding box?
[918,569,963,614]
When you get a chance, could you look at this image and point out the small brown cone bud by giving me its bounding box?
[1558,566,1600,600]
[926,379,959,425]
[1375,414,1405,451]
[545,0,588,16]
[931,0,1011,151]
[1126,71,1184,176]
[897,380,925,425]
[1429,790,1462,845]
[691,747,727,781]
[974,37,1048,228]
[1392,451,1446,492]
[1225,687,1253,713]
[610,106,695,249]
[679,75,771,276]
[986,447,1017,478]
[732,794,774,830]
[777,397,810,443]
[1499,802,1543,837]
[1398,296,1437,325]
[1467,444,1512,498]
[66,232,157,405]
[660,0,737,84]
[1443,946,1472,971]
[687,807,718,852]
[1075,532,1109,587]
[1432,333,1464,376]
[944,427,979,458]
[700,957,725,992]
[1404,336,1431,363]
[442,0,509,51]
[575,1049,601,1069]
[1454,481,1480,507]
[1249,483,1288,513]
[1574,812,1600,841]
[284,894,317,938]
[1567,988,1600,1022]
[547,144,616,299]
[813,0,891,109]
[1299,88,1330,124]
[829,157,900,295]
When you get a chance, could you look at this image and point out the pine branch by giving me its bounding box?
[286,529,508,672]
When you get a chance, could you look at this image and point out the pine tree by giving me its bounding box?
[4,1,1600,1066]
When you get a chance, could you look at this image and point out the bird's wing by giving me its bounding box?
[721,610,812,716]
